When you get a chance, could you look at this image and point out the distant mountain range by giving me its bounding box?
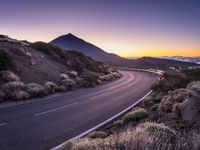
[50,33,199,70]
[160,56,200,64]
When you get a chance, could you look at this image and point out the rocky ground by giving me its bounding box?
[62,68,200,150]
[0,35,121,102]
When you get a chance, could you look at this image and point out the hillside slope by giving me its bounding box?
[0,35,121,101]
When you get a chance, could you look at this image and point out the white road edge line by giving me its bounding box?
[34,102,78,116]
[0,123,7,127]
[51,90,152,150]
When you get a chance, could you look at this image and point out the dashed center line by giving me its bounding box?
[0,123,7,127]
[34,102,78,116]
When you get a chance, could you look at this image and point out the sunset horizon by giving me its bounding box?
[1,1,200,150]
[0,0,199,57]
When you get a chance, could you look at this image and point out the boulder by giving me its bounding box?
[180,92,200,123]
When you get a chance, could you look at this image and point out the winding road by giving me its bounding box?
[0,70,158,150]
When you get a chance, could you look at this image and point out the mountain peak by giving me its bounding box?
[56,33,80,41]
[66,33,75,37]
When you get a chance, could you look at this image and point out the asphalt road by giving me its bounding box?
[0,70,158,150]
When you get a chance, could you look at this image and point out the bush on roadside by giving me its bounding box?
[111,71,122,78]
[1,81,29,100]
[1,70,20,82]
[2,81,26,93]
[112,119,124,128]
[56,85,67,92]
[123,108,148,124]
[172,101,187,117]
[75,77,86,87]
[99,74,113,81]
[63,122,192,150]
[26,83,47,97]
[187,81,200,94]
[81,70,100,87]
[152,72,191,93]
[12,90,29,101]
[158,89,191,113]
[60,73,69,80]
[151,104,158,111]
[64,139,102,150]
[61,78,76,90]
[44,81,58,94]
[88,131,108,139]
[69,71,78,78]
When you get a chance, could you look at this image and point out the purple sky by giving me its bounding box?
[0,0,200,56]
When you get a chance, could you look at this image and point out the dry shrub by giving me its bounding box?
[61,78,76,90]
[44,81,58,94]
[75,77,85,87]
[12,90,29,101]
[1,81,29,100]
[88,131,108,139]
[64,122,192,150]
[112,119,124,128]
[187,81,200,94]
[158,89,191,113]
[99,74,113,81]
[26,83,47,97]
[123,108,148,124]
[60,73,69,80]
[81,70,100,87]
[172,100,188,117]
[111,72,122,78]
[64,139,103,150]
[2,81,25,93]
[69,71,78,78]
[56,85,67,92]
[1,70,20,82]
[192,130,200,150]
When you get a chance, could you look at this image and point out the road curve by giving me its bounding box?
[0,70,158,150]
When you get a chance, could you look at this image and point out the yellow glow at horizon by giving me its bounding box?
[2,29,199,57]
[120,49,200,57]
[91,40,200,57]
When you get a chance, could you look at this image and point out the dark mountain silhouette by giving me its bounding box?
[50,33,128,65]
[50,33,199,70]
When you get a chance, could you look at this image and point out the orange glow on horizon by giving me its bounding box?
[119,49,200,58]
[2,30,200,58]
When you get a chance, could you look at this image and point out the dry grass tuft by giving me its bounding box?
[158,89,191,113]
[26,83,47,97]
[61,78,76,90]
[12,90,29,101]
[60,73,69,80]
[1,70,20,82]
[69,71,78,78]
[44,81,58,94]
[88,131,108,139]
[123,108,148,123]
[63,122,192,150]
[187,81,200,94]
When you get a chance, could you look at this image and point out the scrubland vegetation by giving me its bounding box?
[0,69,121,102]
[63,68,200,150]
[0,37,121,102]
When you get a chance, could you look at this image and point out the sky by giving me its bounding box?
[0,0,200,57]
